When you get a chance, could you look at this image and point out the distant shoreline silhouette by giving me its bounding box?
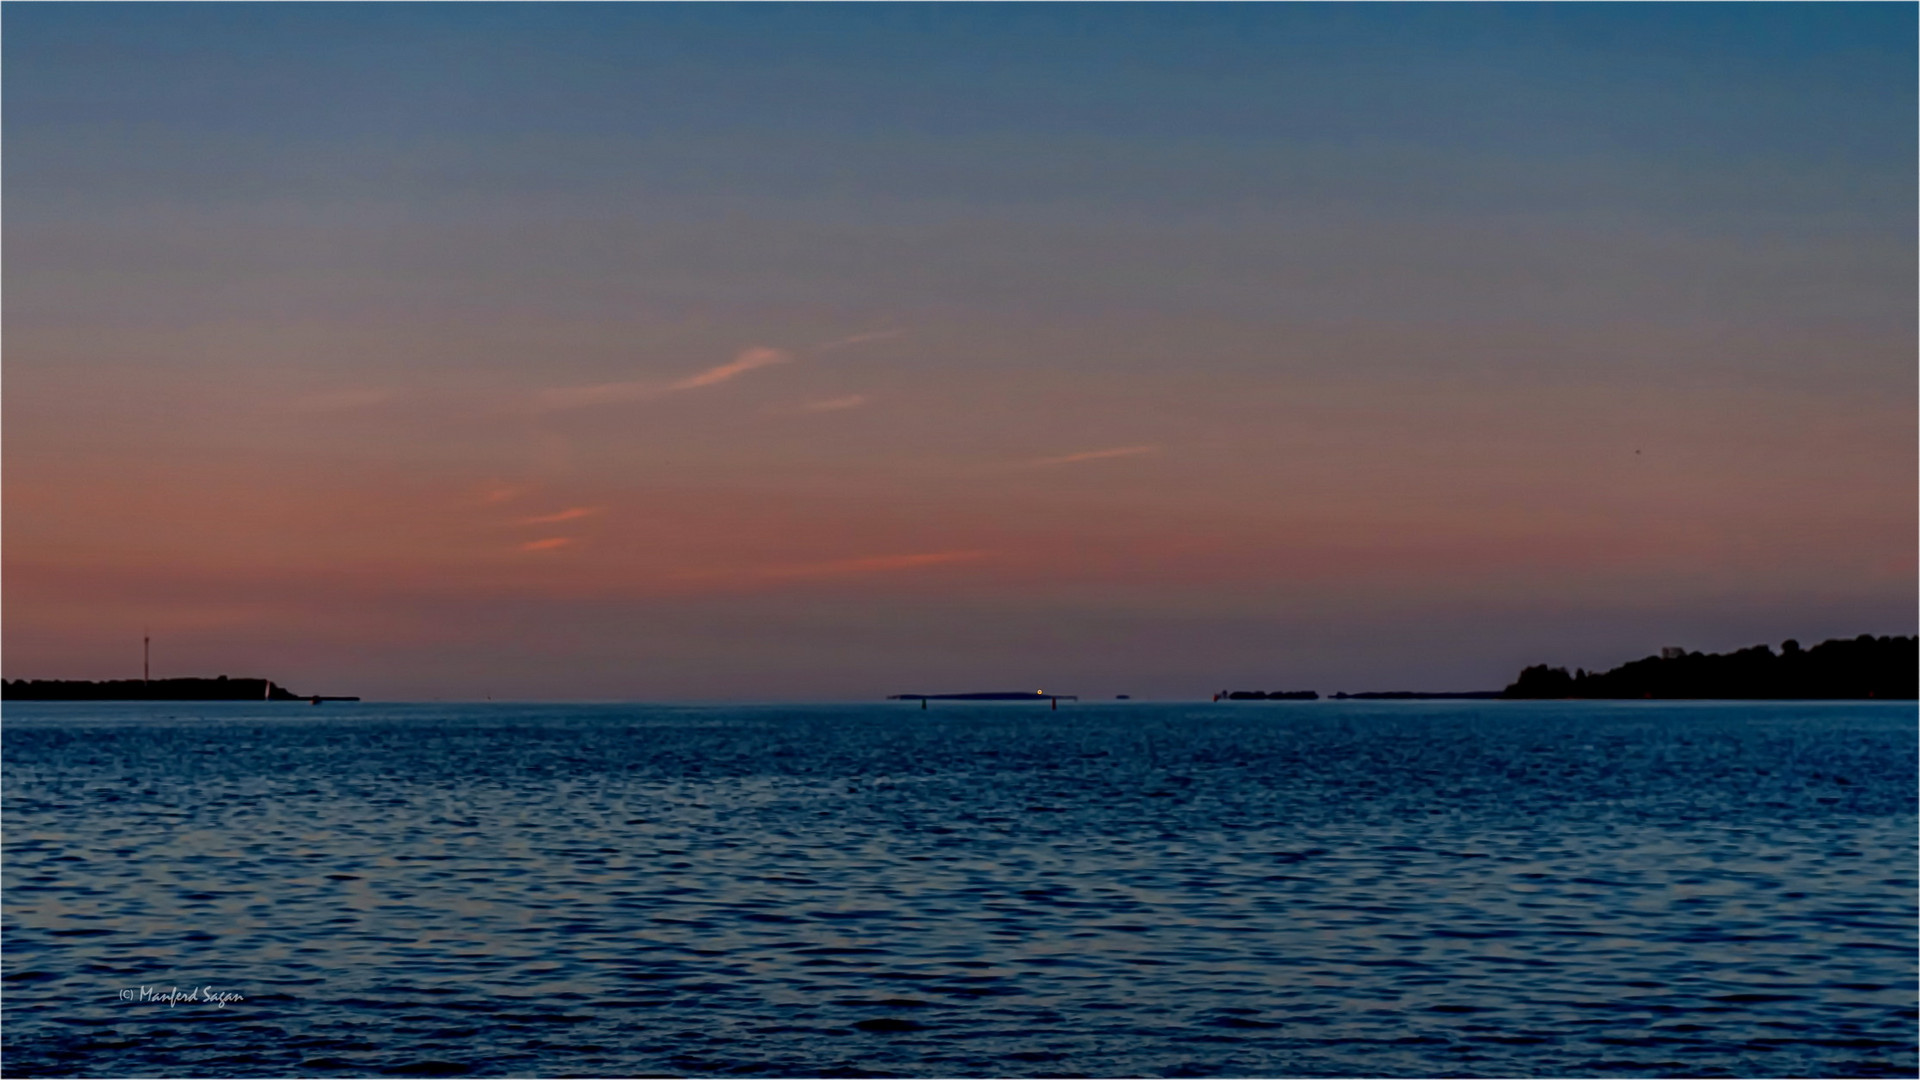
[2,677,357,702]
[1503,634,1915,700]
[889,691,1079,701]
[8,635,1912,702]
[1214,690,1320,701]
[1215,634,1915,702]
[1330,691,1504,700]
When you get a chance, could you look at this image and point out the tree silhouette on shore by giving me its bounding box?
[1505,634,1916,699]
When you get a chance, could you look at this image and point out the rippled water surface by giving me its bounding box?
[4,701,1915,1077]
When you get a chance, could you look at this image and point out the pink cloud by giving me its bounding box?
[810,329,904,353]
[521,537,573,552]
[668,346,792,390]
[517,506,602,526]
[536,346,793,410]
[1024,445,1160,467]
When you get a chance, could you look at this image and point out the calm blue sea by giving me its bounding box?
[3,700,1914,1078]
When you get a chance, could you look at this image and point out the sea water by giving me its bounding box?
[3,701,1914,1077]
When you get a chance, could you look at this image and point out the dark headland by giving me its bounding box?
[1217,634,1916,701]
[1503,634,1915,700]
[2,677,358,702]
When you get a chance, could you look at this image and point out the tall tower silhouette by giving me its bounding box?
[143,630,150,686]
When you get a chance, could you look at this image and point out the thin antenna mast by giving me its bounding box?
[143,629,150,686]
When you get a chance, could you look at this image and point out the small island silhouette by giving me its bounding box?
[1213,690,1319,701]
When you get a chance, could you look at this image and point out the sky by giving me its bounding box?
[6,3,1914,700]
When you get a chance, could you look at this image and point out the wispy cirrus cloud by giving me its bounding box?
[516,506,602,526]
[668,346,792,390]
[812,329,904,353]
[1024,444,1161,468]
[535,329,895,411]
[674,549,989,586]
[536,347,793,410]
[479,484,529,505]
[521,537,574,552]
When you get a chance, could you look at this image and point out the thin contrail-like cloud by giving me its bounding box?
[667,347,792,390]
[537,347,793,410]
[811,329,904,353]
[536,330,895,411]
[1024,445,1161,468]
[517,507,602,526]
[521,537,574,552]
